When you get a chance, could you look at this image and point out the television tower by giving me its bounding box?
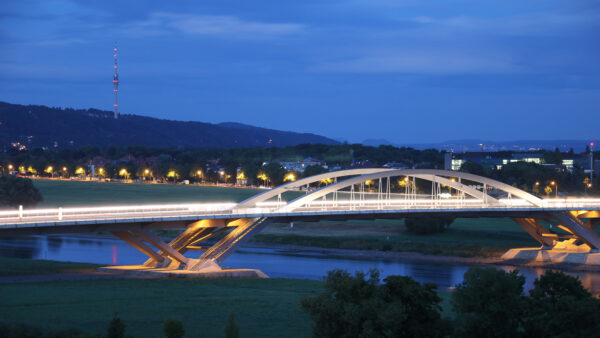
[112,43,119,119]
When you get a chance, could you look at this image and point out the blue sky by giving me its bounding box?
[1,0,599,143]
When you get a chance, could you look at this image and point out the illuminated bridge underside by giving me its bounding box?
[1,169,600,271]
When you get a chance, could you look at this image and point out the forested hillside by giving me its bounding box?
[0,102,337,149]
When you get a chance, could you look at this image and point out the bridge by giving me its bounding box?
[1,169,600,273]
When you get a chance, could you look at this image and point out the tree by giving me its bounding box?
[301,269,448,337]
[459,160,486,176]
[162,318,184,338]
[523,270,600,337]
[452,267,525,337]
[224,313,239,338]
[404,217,454,235]
[107,315,126,338]
[303,165,329,178]
[0,175,43,208]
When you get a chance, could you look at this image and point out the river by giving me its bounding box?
[2,235,600,294]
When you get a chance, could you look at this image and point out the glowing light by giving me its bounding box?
[237,172,246,180]
[8,164,13,170]
[320,178,333,185]
[44,166,53,173]
[75,167,86,175]
[257,172,268,182]
[144,169,150,174]
[119,168,129,177]
[284,173,296,182]
[167,170,178,178]
[62,166,67,172]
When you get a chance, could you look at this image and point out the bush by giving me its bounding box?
[107,315,126,338]
[0,175,43,208]
[0,322,99,338]
[163,318,184,338]
[301,269,449,337]
[224,313,239,338]
[404,217,454,235]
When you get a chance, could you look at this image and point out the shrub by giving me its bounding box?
[224,313,239,338]
[107,315,126,338]
[163,318,184,338]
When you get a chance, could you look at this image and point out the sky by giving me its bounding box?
[1,0,599,144]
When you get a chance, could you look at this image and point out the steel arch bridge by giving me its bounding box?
[1,168,599,272]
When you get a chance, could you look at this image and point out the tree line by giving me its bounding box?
[0,144,597,193]
[302,267,600,337]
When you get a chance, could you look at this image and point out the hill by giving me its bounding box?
[0,102,338,149]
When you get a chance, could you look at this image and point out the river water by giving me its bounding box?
[2,235,600,294]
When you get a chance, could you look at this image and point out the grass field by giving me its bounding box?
[258,218,538,257]
[0,277,322,338]
[28,179,538,257]
[32,179,262,207]
[0,256,100,276]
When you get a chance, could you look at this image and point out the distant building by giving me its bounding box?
[445,152,587,172]
[382,162,407,169]
[280,157,327,173]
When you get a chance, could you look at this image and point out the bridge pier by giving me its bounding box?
[102,217,270,277]
[503,211,600,265]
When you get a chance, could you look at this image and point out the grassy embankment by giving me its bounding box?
[0,256,99,276]
[30,179,539,257]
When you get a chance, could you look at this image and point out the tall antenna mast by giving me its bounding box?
[113,43,119,119]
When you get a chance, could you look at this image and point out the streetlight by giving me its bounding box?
[550,180,558,197]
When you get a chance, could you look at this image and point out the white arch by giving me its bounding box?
[278,169,543,212]
[235,168,396,208]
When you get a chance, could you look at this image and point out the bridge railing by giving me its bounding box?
[1,198,600,226]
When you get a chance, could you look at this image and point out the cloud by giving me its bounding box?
[122,12,304,38]
[310,51,522,75]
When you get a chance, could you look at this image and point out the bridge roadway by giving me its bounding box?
[1,168,599,272]
[1,198,600,231]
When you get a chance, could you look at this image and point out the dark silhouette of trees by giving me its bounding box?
[301,269,449,337]
[0,175,43,208]
[452,267,525,337]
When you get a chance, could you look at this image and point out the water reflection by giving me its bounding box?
[1,235,599,294]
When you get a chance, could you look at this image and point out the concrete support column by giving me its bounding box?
[112,231,165,263]
[132,229,189,265]
[551,212,600,250]
[512,218,555,248]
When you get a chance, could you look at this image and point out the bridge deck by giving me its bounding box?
[1,199,599,231]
